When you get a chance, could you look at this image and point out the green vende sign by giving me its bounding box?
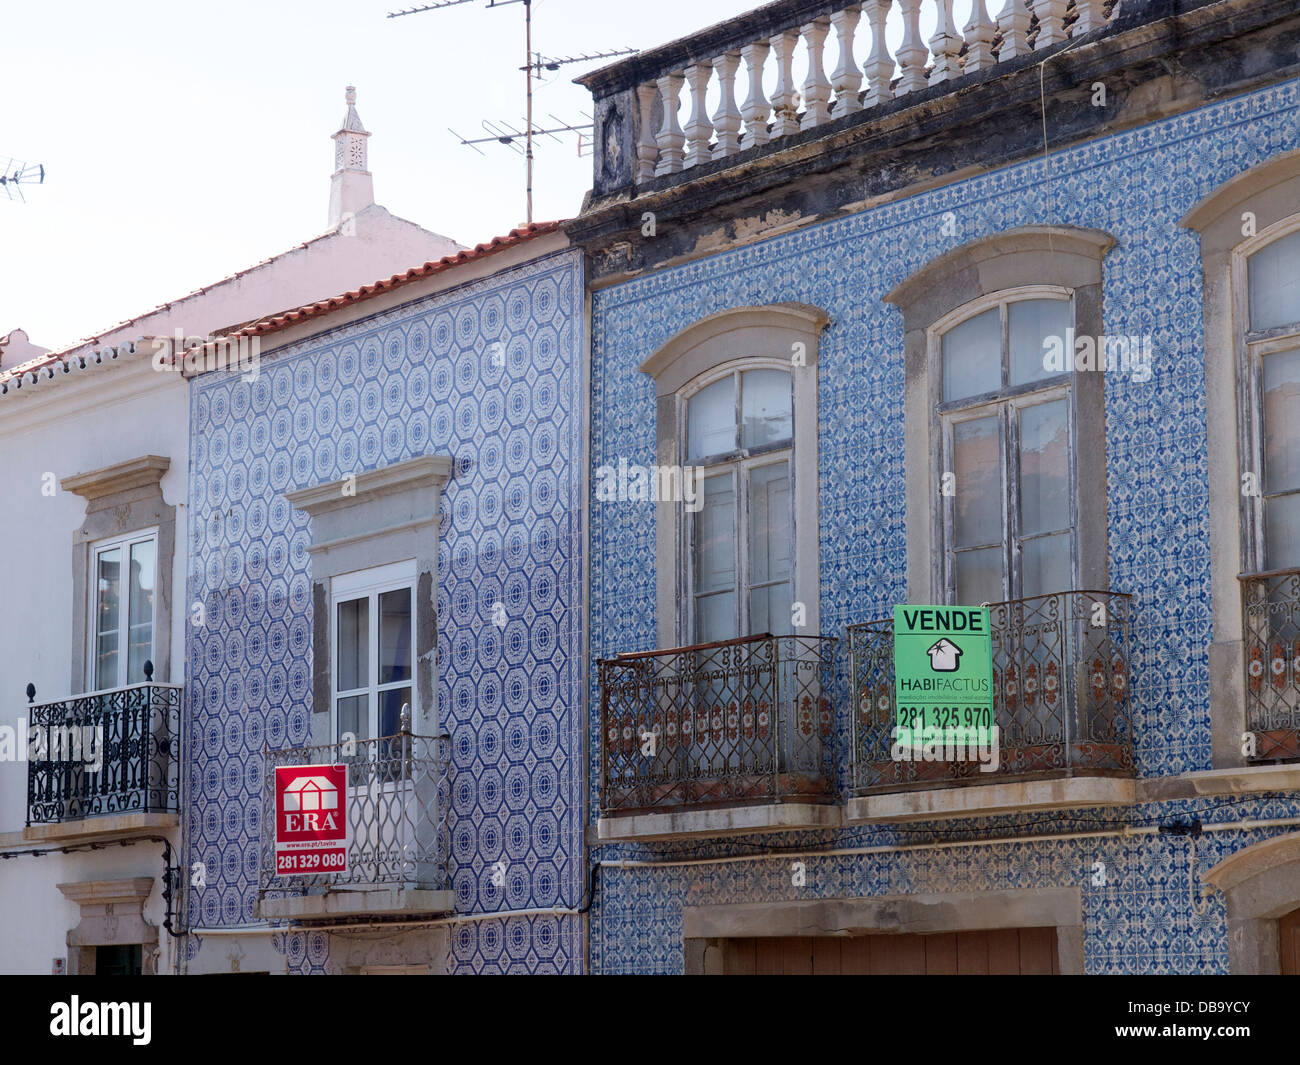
[893,605,994,748]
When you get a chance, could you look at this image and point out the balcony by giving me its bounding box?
[597,634,840,841]
[24,668,182,843]
[256,722,453,922]
[847,590,1136,821]
[1242,569,1300,762]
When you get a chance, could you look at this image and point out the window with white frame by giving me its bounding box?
[331,560,416,744]
[685,366,795,643]
[1245,226,1300,573]
[937,292,1075,606]
[89,530,158,691]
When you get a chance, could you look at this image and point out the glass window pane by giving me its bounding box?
[748,461,792,585]
[695,592,737,643]
[378,687,410,739]
[953,416,1002,547]
[1009,298,1071,387]
[337,694,368,743]
[955,547,1003,606]
[942,308,1001,402]
[749,582,793,637]
[741,370,793,449]
[379,588,412,685]
[1250,230,1300,332]
[687,376,737,460]
[694,474,736,594]
[1022,532,1073,599]
[337,597,368,693]
[127,540,155,684]
[1019,399,1071,536]
[95,548,121,690]
[1265,492,1300,571]
[1263,348,1300,495]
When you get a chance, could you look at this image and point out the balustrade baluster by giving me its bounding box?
[739,41,771,149]
[654,72,686,176]
[929,0,963,84]
[712,52,742,158]
[862,0,895,107]
[895,0,928,95]
[1072,0,1103,34]
[800,19,833,129]
[1031,0,1068,47]
[998,0,1031,59]
[770,30,801,137]
[829,6,864,118]
[635,83,658,182]
[963,0,996,72]
[683,64,714,167]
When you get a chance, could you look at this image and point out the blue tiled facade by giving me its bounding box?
[184,249,586,974]
[587,78,1300,974]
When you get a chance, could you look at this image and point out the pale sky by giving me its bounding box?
[3,0,972,351]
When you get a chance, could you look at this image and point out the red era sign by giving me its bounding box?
[273,764,349,877]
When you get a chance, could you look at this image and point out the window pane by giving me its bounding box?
[95,548,122,690]
[694,474,736,594]
[696,592,738,643]
[1250,230,1300,332]
[379,588,412,685]
[748,461,792,585]
[127,540,155,684]
[1265,493,1300,571]
[337,694,368,743]
[1263,348,1300,495]
[955,547,1003,606]
[687,376,737,460]
[337,597,368,692]
[1022,532,1073,599]
[741,370,793,449]
[378,687,410,739]
[942,308,1001,402]
[953,416,1002,547]
[1009,298,1071,387]
[1019,399,1071,536]
[749,582,793,637]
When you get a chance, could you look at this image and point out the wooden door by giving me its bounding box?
[720,927,1058,974]
[1280,908,1300,974]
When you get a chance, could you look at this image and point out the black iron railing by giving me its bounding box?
[25,667,182,825]
[258,718,451,895]
[849,590,1134,792]
[598,633,837,815]
[1242,569,1300,760]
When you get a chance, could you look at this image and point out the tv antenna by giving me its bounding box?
[387,0,632,223]
[0,158,45,202]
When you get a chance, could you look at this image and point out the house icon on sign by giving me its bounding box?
[927,638,963,672]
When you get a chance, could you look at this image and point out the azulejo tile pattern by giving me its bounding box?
[185,250,584,974]
[588,78,1300,973]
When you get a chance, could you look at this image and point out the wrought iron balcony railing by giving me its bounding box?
[849,590,1134,792]
[25,667,182,826]
[1242,568,1300,760]
[257,722,451,897]
[598,633,838,816]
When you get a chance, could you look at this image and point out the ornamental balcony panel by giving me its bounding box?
[1242,569,1300,761]
[850,589,1134,793]
[25,673,181,827]
[598,633,838,816]
[256,726,451,906]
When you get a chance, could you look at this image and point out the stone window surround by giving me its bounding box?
[1204,830,1300,974]
[682,887,1084,974]
[57,876,159,976]
[61,456,175,694]
[286,454,452,744]
[638,303,828,650]
[1181,149,1300,769]
[885,226,1115,607]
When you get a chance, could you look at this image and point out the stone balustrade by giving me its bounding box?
[613,0,1116,185]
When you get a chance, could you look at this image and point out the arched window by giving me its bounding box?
[638,304,826,650]
[685,365,794,641]
[936,290,1075,605]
